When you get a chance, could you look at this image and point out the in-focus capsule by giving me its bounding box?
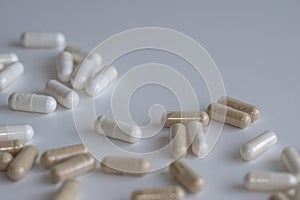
[186,121,208,157]
[0,140,24,155]
[9,92,57,113]
[131,186,185,200]
[71,59,96,90]
[95,116,142,144]
[269,192,290,200]
[64,45,102,66]
[281,147,300,175]
[53,179,79,200]
[20,32,66,48]
[0,62,24,91]
[0,53,19,65]
[169,123,188,159]
[161,111,209,128]
[0,152,13,171]
[56,52,74,83]
[0,124,34,142]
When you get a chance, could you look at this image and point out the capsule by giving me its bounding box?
[0,62,24,91]
[71,59,96,90]
[0,152,13,171]
[0,140,24,155]
[9,92,57,113]
[269,192,290,200]
[131,186,185,200]
[20,32,66,48]
[101,156,151,176]
[85,65,118,96]
[161,111,209,128]
[0,63,4,71]
[40,144,88,169]
[281,147,300,175]
[0,53,19,65]
[218,96,261,122]
[94,116,142,144]
[64,45,102,66]
[7,145,38,181]
[240,131,277,161]
[0,124,34,142]
[186,121,208,157]
[50,154,96,183]
[169,123,188,159]
[53,179,79,200]
[56,52,74,83]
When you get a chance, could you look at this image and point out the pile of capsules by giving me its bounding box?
[0,31,300,200]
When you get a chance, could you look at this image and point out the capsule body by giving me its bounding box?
[269,192,290,200]
[169,123,188,159]
[64,45,102,66]
[71,59,95,90]
[53,179,79,200]
[56,52,74,82]
[281,147,300,175]
[161,111,209,128]
[0,62,24,91]
[0,140,24,155]
[95,116,142,143]
[9,92,57,113]
[186,121,208,157]
[0,53,19,65]
[240,131,277,161]
[0,152,13,171]
[131,186,185,200]
[0,124,34,142]
[20,32,65,48]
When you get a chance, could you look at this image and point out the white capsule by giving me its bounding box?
[0,53,19,65]
[56,52,74,83]
[94,116,142,143]
[45,80,79,109]
[85,65,118,96]
[0,62,24,91]
[8,92,57,114]
[244,171,298,191]
[0,124,34,142]
[64,45,102,66]
[187,121,208,157]
[71,59,96,90]
[20,32,65,48]
[240,131,277,161]
[281,147,300,175]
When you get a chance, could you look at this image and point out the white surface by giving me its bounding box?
[0,1,300,199]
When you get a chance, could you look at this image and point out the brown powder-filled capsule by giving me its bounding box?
[169,160,204,193]
[161,111,209,128]
[7,145,38,181]
[169,123,188,159]
[53,179,80,200]
[0,152,13,171]
[40,144,88,169]
[218,96,261,122]
[207,103,251,128]
[131,186,185,200]
[101,156,151,176]
[50,154,96,183]
[0,140,24,155]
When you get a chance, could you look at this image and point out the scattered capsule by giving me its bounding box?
[269,192,290,200]
[240,131,277,161]
[281,147,300,175]
[0,152,13,171]
[40,144,88,169]
[20,31,66,48]
[244,171,298,191]
[94,116,142,144]
[7,145,38,181]
[186,121,208,157]
[0,53,19,65]
[218,96,261,122]
[56,52,74,82]
[64,45,102,66]
[53,179,80,200]
[169,123,188,159]
[0,63,4,71]
[50,154,96,183]
[131,186,185,200]
[71,59,96,90]
[161,111,209,128]
[8,92,57,113]
[0,62,24,91]
[0,124,34,142]
[0,140,24,155]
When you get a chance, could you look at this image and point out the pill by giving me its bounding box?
[169,160,204,193]
[281,147,300,175]
[56,52,74,83]
[0,53,19,65]
[244,171,298,191]
[94,116,142,144]
[0,152,13,171]
[40,144,88,169]
[161,111,209,128]
[101,156,151,176]
[50,154,96,183]
[9,92,57,113]
[186,121,208,157]
[131,186,185,200]
[169,123,188,159]
[45,80,79,109]
[20,31,66,48]
[53,179,80,200]
[0,62,24,91]
[7,145,38,181]
[64,45,102,66]
[85,65,118,96]
[269,192,290,200]
[0,124,34,142]
[218,96,260,122]
[0,140,24,155]
[71,59,96,90]
[240,131,277,161]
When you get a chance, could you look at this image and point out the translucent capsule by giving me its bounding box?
[186,121,208,157]
[50,154,96,183]
[240,131,277,161]
[131,186,185,200]
[85,65,118,96]
[56,52,74,83]
[7,145,38,181]
[281,147,300,175]
[0,62,24,91]
[0,53,19,65]
[169,160,204,193]
[218,96,261,122]
[94,116,142,144]
[40,144,88,169]
[101,156,151,176]
[0,140,24,155]
[45,80,79,109]
[64,45,102,66]
[244,171,298,191]
[20,32,66,48]
[161,111,209,128]
[0,152,13,171]
[0,124,34,142]
[169,123,188,159]
[9,92,57,113]
[269,192,290,200]
[53,179,80,200]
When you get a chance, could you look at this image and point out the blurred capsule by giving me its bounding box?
[20,32,65,48]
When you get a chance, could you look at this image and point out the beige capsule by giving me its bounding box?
[40,144,88,169]
[169,123,188,159]
[101,156,151,176]
[53,179,80,200]
[207,103,251,128]
[161,111,209,128]
[131,186,185,200]
[50,154,96,183]
[0,140,24,155]
[169,160,204,193]
[7,145,38,181]
[269,192,290,200]
[0,152,13,171]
